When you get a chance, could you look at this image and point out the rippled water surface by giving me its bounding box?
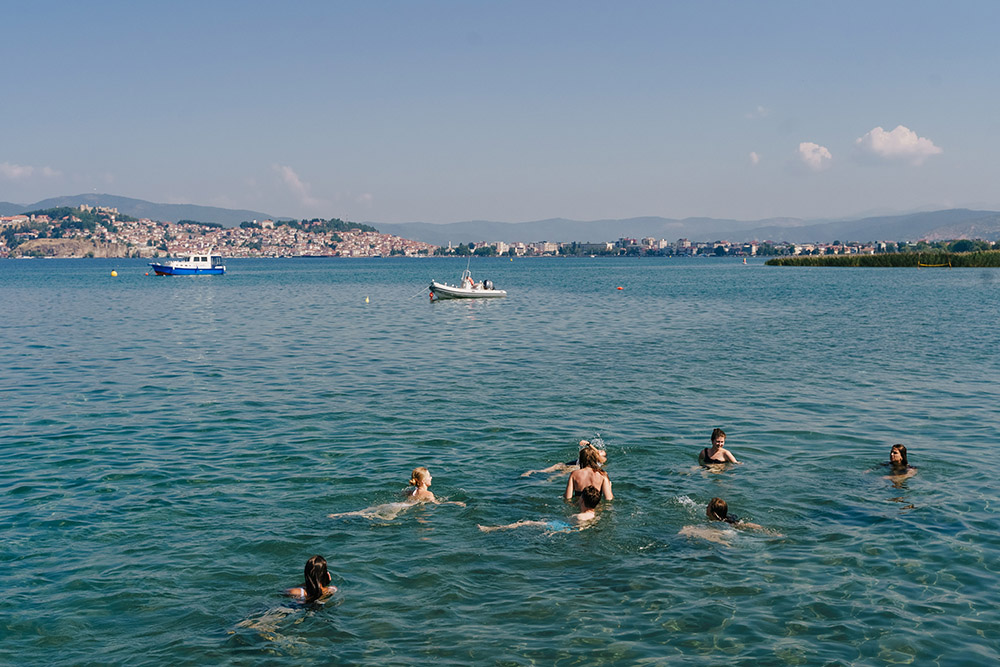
[2,257,998,665]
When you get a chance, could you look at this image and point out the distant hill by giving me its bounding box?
[739,209,1000,244]
[371,210,1000,245]
[370,216,806,246]
[0,201,25,216]
[4,193,999,243]
[1,194,278,227]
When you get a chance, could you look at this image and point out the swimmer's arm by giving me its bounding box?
[478,520,547,532]
[522,462,572,477]
[564,475,574,500]
[725,449,741,464]
[736,520,782,536]
[602,476,613,500]
[436,499,466,507]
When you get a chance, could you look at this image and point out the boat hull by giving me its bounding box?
[149,264,225,275]
[429,281,506,300]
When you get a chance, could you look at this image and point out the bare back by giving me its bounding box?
[565,467,612,500]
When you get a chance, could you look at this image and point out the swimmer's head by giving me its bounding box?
[410,467,431,487]
[303,555,332,602]
[579,439,608,465]
[578,446,605,469]
[889,444,908,466]
[707,497,728,521]
[579,485,602,509]
[710,428,726,446]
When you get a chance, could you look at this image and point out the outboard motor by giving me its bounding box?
[484,279,494,290]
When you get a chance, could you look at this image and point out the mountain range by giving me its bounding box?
[4,193,1000,244]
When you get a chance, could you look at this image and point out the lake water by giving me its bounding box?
[1,257,998,665]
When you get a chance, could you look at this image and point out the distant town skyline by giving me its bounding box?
[4,2,1000,225]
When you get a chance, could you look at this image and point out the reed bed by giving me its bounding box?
[766,250,1000,267]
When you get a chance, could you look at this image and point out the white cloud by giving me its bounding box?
[0,161,60,180]
[356,193,373,206]
[273,164,324,209]
[797,142,832,171]
[749,151,760,166]
[745,105,769,119]
[855,125,942,165]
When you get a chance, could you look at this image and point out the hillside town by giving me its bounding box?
[0,205,989,259]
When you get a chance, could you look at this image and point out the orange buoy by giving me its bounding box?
[616,286,623,290]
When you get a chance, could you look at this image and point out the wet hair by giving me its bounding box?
[707,497,728,521]
[577,446,608,476]
[410,467,430,486]
[579,485,602,509]
[303,555,332,602]
[710,428,726,443]
[890,444,908,467]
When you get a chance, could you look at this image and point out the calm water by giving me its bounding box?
[1,257,998,665]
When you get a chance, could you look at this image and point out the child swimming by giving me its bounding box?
[285,555,337,603]
[479,485,602,533]
[699,428,741,465]
[328,466,465,520]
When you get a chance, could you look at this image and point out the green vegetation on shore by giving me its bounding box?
[239,217,378,234]
[767,250,1000,267]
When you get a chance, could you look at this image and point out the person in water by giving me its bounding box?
[886,444,917,480]
[522,439,607,477]
[679,497,779,544]
[328,466,464,520]
[565,445,613,500]
[699,428,741,465]
[479,485,602,532]
[705,497,764,529]
[286,555,337,603]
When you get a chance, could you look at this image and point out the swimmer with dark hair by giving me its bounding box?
[286,555,337,603]
[479,485,603,533]
[699,428,741,465]
[679,497,781,545]
[885,443,917,481]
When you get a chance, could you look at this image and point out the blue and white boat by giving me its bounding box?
[149,251,226,275]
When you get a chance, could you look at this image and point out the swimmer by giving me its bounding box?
[564,445,613,500]
[406,466,465,506]
[888,444,916,474]
[328,466,464,520]
[479,485,602,532]
[699,428,741,465]
[885,443,917,481]
[679,497,781,544]
[286,555,337,603]
[522,439,607,477]
[705,497,762,529]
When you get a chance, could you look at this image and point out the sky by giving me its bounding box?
[3,1,999,224]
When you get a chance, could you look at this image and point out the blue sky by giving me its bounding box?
[3,1,998,223]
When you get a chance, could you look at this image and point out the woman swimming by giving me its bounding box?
[699,428,741,465]
[885,444,917,480]
[564,445,613,500]
[407,466,437,502]
[522,439,607,477]
[328,466,464,520]
[286,555,337,603]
